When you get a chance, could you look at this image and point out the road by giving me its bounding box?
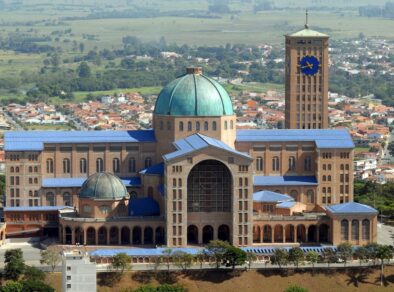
[380,129,394,165]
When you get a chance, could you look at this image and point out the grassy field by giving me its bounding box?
[46,266,394,292]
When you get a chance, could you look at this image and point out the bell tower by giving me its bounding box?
[285,10,329,129]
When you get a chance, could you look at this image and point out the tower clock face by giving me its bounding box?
[300,55,320,75]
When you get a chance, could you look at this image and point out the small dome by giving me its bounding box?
[154,67,233,116]
[79,172,128,200]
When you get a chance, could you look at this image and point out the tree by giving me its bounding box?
[40,249,61,272]
[77,62,91,78]
[161,248,173,273]
[284,285,309,292]
[4,249,25,280]
[322,248,337,268]
[203,240,228,269]
[0,281,23,292]
[375,244,394,286]
[272,248,289,269]
[353,246,368,266]
[23,266,45,282]
[365,243,379,265]
[20,280,55,292]
[221,244,247,270]
[289,247,304,268]
[305,251,319,275]
[172,251,193,271]
[246,251,257,270]
[110,253,131,274]
[195,251,205,270]
[337,242,353,267]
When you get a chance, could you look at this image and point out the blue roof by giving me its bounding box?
[4,206,73,212]
[164,133,252,161]
[42,177,141,188]
[236,129,354,149]
[90,247,201,257]
[139,163,164,176]
[4,130,156,151]
[276,201,296,209]
[129,197,160,216]
[241,246,337,255]
[253,190,293,203]
[326,202,378,215]
[254,176,318,186]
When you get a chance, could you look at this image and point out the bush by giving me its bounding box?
[125,284,186,292]
[284,285,309,292]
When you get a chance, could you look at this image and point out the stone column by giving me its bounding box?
[198,226,203,244]
[95,228,98,245]
[106,229,110,245]
[118,228,122,245]
[316,226,320,243]
[141,228,145,245]
[294,227,297,243]
[71,228,75,245]
[260,227,263,243]
[83,228,87,245]
[271,226,274,243]
[358,220,362,244]
[62,227,66,244]
[282,227,286,243]
[305,227,309,243]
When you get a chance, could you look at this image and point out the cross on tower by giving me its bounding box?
[305,9,309,29]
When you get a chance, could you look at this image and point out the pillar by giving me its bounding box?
[260,226,263,243]
[305,227,309,243]
[316,226,320,243]
[358,220,362,244]
[71,228,75,245]
[95,228,98,245]
[271,226,274,243]
[294,227,297,243]
[141,228,144,245]
[282,226,286,243]
[198,226,203,244]
[118,228,122,245]
[107,229,110,245]
[62,227,66,244]
[83,228,87,245]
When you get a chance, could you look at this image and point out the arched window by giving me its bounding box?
[46,192,55,206]
[46,159,54,173]
[204,121,208,131]
[28,166,32,173]
[212,121,217,131]
[80,158,87,173]
[256,156,263,171]
[159,120,163,130]
[173,178,177,187]
[288,156,296,171]
[224,121,228,130]
[83,204,92,213]
[362,219,370,240]
[10,167,14,173]
[327,187,331,194]
[328,175,331,181]
[167,121,171,130]
[147,187,153,198]
[178,178,182,187]
[63,158,70,174]
[340,164,344,170]
[230,120,234,129]
[322,187,326,193]
[351,220,359,240]
[96,158,104,172]
[63,192,72,206]
[112,158,120,173]
[130,191,137,199]
[188,121,192,131]
[128,157,136,172]
[179,121,184,131]
[272,156,280,171]
[34,178,38,184]
[290,190,298,201]
[306,190,314,203]
[323,175,326,181]
[99,205,110,214]
[145,157,152,168]
[15,166,19,173]
[34,166,38,172]
[341,219,349,241]
[196,121,200,131]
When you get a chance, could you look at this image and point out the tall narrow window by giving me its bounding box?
[224,121,228,130]
[230,120,234,129]
[212,121,217,131]
[272,156,280,172]
[204,121,208,131]
[306,190,314,203]
[179,121,184,131]
[256,156,263,171]
[46,192,55,206]
[145,157,152,168]
[196,121,200,131]
[63,192,72,206]
[80,158,87,173]
[128,157,136,172]
[188,121,192,131]
[113,158,120,173]
[63,158,70,174]
[304,156,312,171]
[288,156,296,171]
[96,158,104,172]
[46,159,54,173]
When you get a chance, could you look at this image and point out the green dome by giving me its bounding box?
[154,68,233,116]
[79,172,129,200]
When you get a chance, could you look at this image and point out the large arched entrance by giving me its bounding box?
[144,227,153,244]
[274,225,283,243]
[121,227,130,244]
[297,225,306,242]
[75,227,84,245]
[86,227,96,245]
[319,224,329,243]
[187,225,198,245]
[285,225,295,242]
[202,225,214,244]
[253,225,261,243]
[218,225,230,242]
[187,160,232,212]
[98,227,107,245]
[109,227,119,245]
[132,227,142,244]
[155,227,165,245]
[65,227,72,244]
[263,225,272,243]
[308,225,317,242]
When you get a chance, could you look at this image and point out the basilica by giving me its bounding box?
[2,26,378,248]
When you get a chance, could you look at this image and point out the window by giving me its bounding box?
[83,204,92,213]
[29,166,32,173]
[112,158,120,173]
[188,121,192,131]
[224,121,228,130]
[256,156,263,171]
[179,121,184,131]
[63,192,72,206]
[145,157,152,168]
[304,156,312,171]
[204,121,208,131]
[128,157,136,172]
[167,121,171,130]
[46,159,54,173]
[230,120,234,129]
[196,121,200,131]
[288,156,296,171]
[351,220,359,240]
[63,159,70,174]
[99,205,110,214]
[80,158,87,173]
[212,121,217,131]
[272,156,280,172]
[362,219,370,240]
[46,192,55,206]
[306,190,314,203]
[341,219,349,241]
[96,158,104,172]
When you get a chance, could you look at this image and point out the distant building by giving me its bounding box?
[62,250,96,292]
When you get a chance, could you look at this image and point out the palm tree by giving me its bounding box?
[376,245,394,286]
